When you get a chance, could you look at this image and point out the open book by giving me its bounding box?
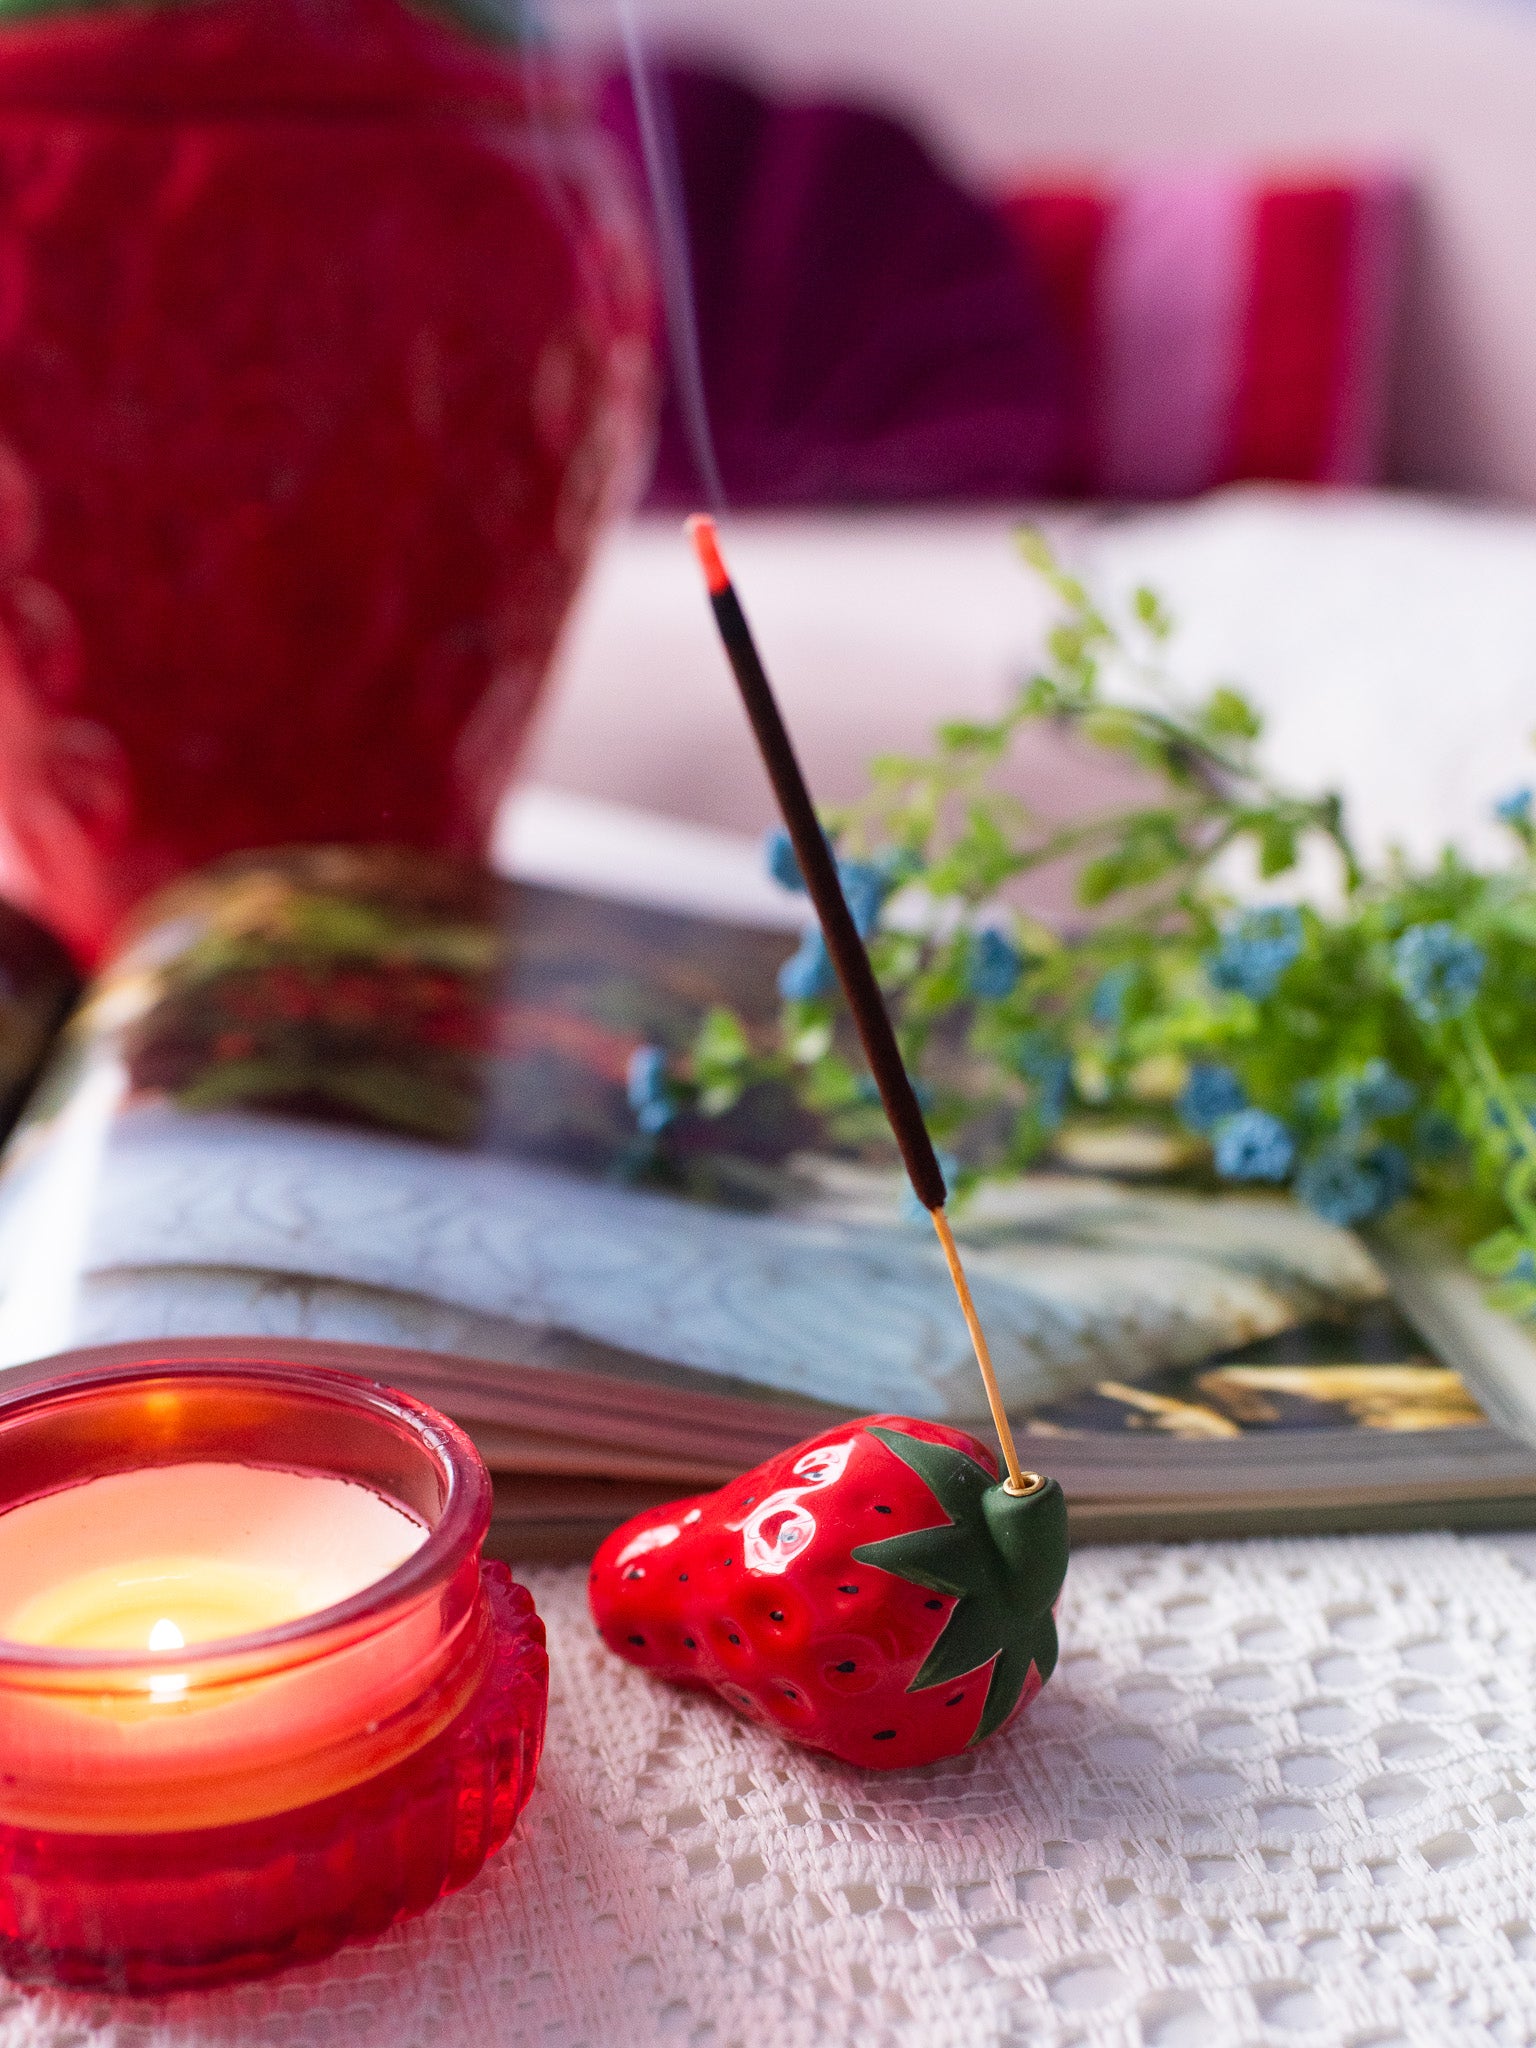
[0,835,1532,1557]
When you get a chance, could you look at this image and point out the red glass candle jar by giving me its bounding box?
[0,0,654,960]
[0,1351,548,1993]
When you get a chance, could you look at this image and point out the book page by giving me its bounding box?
[0,848,1398,1425]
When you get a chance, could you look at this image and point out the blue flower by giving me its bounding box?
[1013,1035,1072,1130]
[1412,1109,1463,1162]
[873,845,923,894]
[778,929,836,1002]
[1295,1149,1376,1225]
[967,927,1024,1000]
[1364,1141,1413,1211]
[764,829,805,894]
[1205,906,1304,1001]
[1496,787,1533,829]
[1340,1058,1416,1126]
[1392,922,1485,1024]
[1295,1142,1411,1226]
[1179,1062,1247,1134]
[1488,1095,1536,1150]
[773,854,892,1001]
[1212,1108,1295,1183]
[1090,966,1134,1027]
[839,860,888,941]
[766,830,908,940]
[626,1045,677,1135]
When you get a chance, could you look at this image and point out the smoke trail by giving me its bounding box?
[612,0,726,509]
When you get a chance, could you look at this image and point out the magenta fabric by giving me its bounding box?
[1091,175,1253,500]
[600,65,1070,507]
[602,64,1408,506]
[998,172,1410,498]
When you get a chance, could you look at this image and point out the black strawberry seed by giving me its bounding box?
[924,1598,943,1609]
[627,1635,645,1646]
[624,1568,642,1581]
[728,1633,741,1646]
[873,1730,896,1741]
[835,1660,856,1673]
[769,1610,784,1623]
[683,1637,696,1649]
[873,1505,893,1515]
[945,1693,964,1706]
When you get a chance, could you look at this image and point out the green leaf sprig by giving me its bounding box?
[625,533,1536,1312]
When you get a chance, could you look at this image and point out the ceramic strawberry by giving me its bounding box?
[589,1414,1068,1770]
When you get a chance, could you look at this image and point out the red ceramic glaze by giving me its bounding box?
[0,0,654,959]
[590,1413,1067,1772]
[0,1352,549,1993]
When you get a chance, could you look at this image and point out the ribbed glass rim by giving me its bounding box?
[0,1353,491,1675]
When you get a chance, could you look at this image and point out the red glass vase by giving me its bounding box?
[0,0,654,960]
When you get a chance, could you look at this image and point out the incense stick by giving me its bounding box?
[686,514,1039,1498]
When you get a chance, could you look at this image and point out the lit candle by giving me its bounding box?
[0,1347,549,1995]
[0,1463,456,1835]
[0,1462,427,1650]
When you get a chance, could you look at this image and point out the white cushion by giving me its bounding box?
[520,489,1536,887]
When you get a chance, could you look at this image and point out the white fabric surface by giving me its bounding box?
[1085,489,1536,879]
[522,508,1083,846]
[13,1534,1536,2048]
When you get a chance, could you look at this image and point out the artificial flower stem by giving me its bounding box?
[1456,1013,1536,1240]
[1461,1013,1536,1180]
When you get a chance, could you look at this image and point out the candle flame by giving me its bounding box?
[147,1618,188,1702]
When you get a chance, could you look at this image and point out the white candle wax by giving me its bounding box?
[0,1461,459,1831]
[0,1463,427,1651]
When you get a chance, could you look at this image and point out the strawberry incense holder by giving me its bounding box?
[591,1417,1065,1771]
[591,522,1069,1770]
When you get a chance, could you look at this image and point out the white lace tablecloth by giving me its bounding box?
[7,1534,1536,2048]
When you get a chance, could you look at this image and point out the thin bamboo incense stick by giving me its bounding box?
[686,513,1040,1498]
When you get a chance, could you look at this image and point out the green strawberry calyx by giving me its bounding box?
[851,1424,1069,1745]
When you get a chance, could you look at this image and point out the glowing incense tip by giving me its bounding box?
[686,513,730,596]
